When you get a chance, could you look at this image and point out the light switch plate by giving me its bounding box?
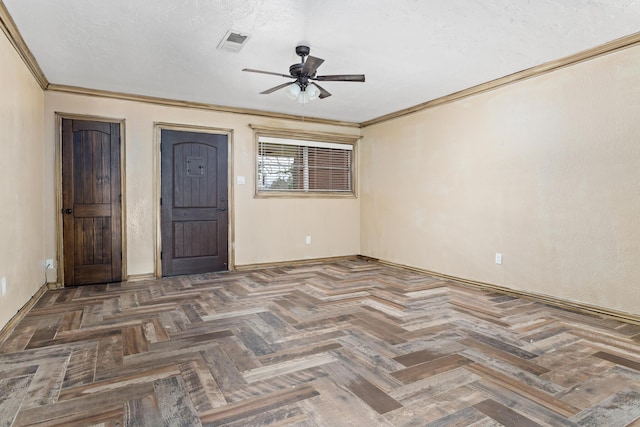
[237,176,246,185]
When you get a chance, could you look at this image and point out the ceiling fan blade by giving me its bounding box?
[260,81,295,94]
[314,74,365,82]
[310,82,331,99]
[243,68,293,78]
[302,56,325,75]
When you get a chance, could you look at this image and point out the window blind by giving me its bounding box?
[257,137,353,193]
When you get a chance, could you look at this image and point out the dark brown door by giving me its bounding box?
[161,130,228,276]
[62,119,122,285]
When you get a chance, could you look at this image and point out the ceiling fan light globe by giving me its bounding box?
[285,83,301,100]
[297,91,310,104]
[307,84,320,100]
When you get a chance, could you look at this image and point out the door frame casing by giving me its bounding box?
[55,113,127,286]
[154,122,234,277]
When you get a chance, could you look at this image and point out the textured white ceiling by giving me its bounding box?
[4,0,640,123]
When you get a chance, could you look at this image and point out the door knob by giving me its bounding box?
[65,208,73,214]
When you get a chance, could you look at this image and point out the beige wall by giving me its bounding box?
[43,93,361,278]
[0,31,46,327]
[361,45,640,315]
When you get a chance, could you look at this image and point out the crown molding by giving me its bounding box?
[46,84,361,128]
[0,0,48,89]
[361,31,640,127]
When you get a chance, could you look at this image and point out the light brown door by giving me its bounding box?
[161,130,228,276]
[62,119,122,285]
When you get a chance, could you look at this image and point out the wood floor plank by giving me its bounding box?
[474,399,543,427]
[21,358,69,410]
[300,378,394,427]
[540,355,614,388]
[124,393,163,427]
[198,384,319,425]
[94,335,123,381]
[389,367,480,405]
[208,403,309,427]
[571,388,640,426]
[217,336,261,372]
[469,378,578,427]
[593,351,640,372]
[17,407,124,427]
[393,348,446,367]
[459,337,550,376]
[424,406,489,427]
[243,353,336,384]
[385,384,487,426]
[0,375,32,426]
[12,383,153,426]
[122,325,149,356]
[57,310,83,334]
[0,325,37,355]
[153,375,202,427]
[345,375,402,414]
[182,357,228,410]
[200,344,247,399]
[466,363,581,417]
[0,364,37,381]
[62,345,97,388]
[58,364,180,401]
[391,354,473,384]
[26,317,62,349]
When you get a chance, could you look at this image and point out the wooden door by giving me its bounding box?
[62,119,122,285]
[161,130,228,276]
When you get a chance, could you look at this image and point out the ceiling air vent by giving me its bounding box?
[217,30,251,52]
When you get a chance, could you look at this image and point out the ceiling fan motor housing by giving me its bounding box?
[289,63,311,89]
[289,63,304,76]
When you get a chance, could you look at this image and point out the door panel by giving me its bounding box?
[161,130,228,276]
[62,119,122,285]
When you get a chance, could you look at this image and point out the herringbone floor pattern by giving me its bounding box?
[1,259,640,426]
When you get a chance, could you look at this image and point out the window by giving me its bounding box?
[255,130,357,196]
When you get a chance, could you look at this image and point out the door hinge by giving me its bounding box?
[160,197,162,206]
[160,250,163,259]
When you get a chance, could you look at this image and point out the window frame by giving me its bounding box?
[252,125,359,198]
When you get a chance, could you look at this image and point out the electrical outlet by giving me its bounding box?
[305,235,311,245]
[495,253,503,265]
[1,277,6,297]
[45,259,54,270]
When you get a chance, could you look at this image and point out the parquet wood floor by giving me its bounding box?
[1,259,640,426]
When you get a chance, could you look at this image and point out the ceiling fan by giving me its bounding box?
[243,45,365,102]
